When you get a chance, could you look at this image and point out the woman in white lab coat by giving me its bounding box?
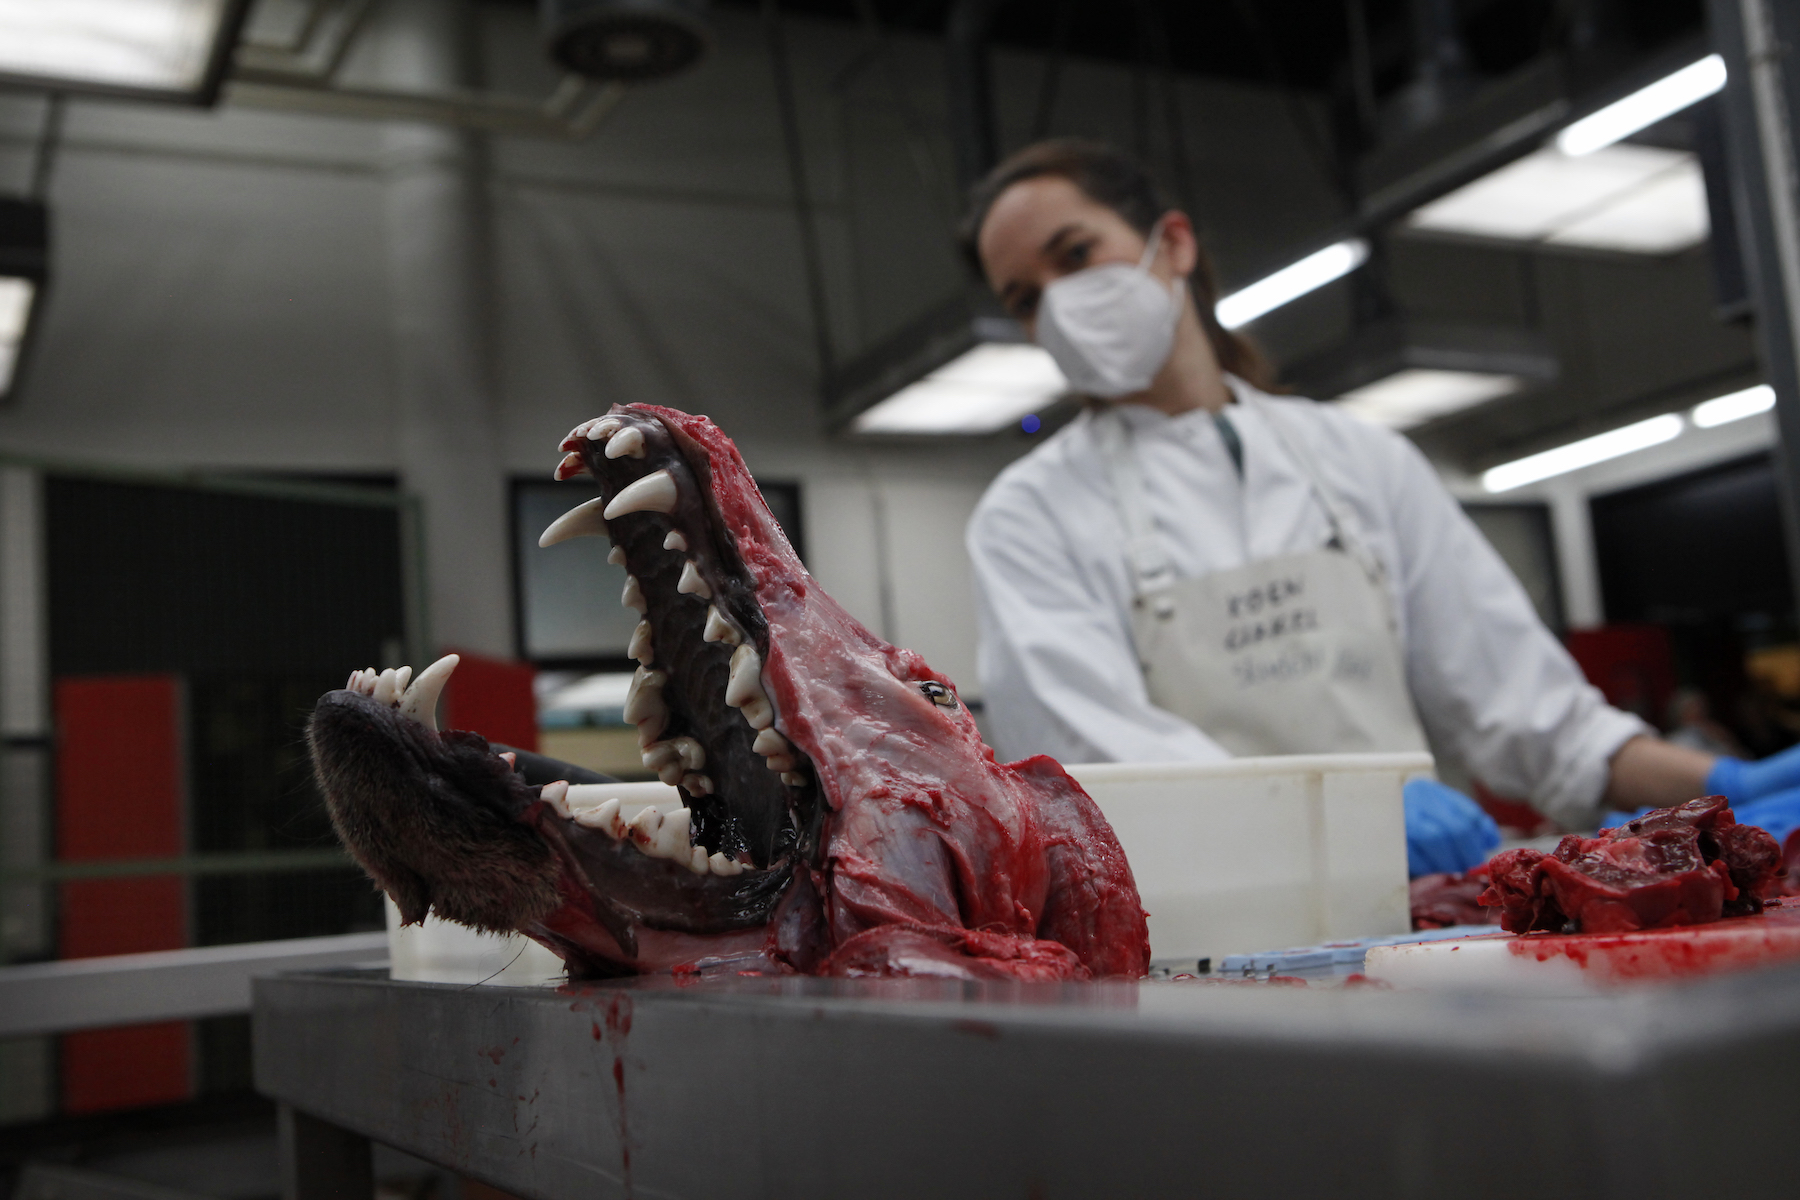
[960,140,1731,872]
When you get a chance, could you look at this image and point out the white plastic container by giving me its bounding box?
[385,781,683,986]
[1067,753,1429,969]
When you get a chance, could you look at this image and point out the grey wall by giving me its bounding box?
[0,1,1345,697]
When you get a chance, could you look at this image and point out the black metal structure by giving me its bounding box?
[1707,0,1800,623]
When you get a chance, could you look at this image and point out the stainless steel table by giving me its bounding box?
[254,965,1800,1199]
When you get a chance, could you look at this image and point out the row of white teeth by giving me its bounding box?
[540,781,749,877]
[345,655,460,731]
[541,418,809,793]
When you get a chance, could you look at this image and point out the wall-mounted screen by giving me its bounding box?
[514,477,803,667]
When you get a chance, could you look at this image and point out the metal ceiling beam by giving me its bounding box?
[1707,0,1800,621]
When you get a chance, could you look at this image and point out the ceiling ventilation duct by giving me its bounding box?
[1285,318,1559,431]
[541,0,709,83]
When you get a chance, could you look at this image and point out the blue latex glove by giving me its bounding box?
[1706,743,1800,804]
[1732,787,1800,850]
[1403,778,1501,878]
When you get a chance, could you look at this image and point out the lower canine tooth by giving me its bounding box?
[677,561,712,599]
[628,620,654,665]
[398,654,458,731]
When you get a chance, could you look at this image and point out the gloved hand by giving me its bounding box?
[1706,743,1800,804]
[1732,787,1800,850]
[1404,778,1501,878]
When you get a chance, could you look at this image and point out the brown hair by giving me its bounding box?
[958,138,1276,391]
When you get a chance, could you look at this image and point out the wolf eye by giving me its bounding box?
[919,681,957,708]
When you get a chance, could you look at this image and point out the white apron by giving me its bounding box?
[1100,398,1428,758]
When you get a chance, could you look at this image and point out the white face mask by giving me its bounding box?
[1034,219,1183,398]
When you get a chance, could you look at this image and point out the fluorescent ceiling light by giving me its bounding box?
[1336,368,1522,430]
[1407,144,1707,254]
[1483,414,1684,493]
[1216,238,1369,330]
[853,343,1067,435]
[0,277,35,398]
[0,0,240,101]
[1691,384,1774,428]
[1556,55,1727,157]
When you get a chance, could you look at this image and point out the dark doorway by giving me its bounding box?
[1590,454,1797,756]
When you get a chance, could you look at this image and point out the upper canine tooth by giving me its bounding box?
[541,780,573,819]
[555,452,588,480]
[539,496,610,548]
[663,530,688,552]
[752,728,788,756]
[677,561,712,599]
[603,470,678,520]
[725,645,763,709]
[628,619,654,665]
[605,427,646,459]
[623,667,667,727]
[703,606,741,645]
[398,654,458,731]
[651,806,691,859]
[622,575,646,613]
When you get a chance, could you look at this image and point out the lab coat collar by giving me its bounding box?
[1105,373,1260,433]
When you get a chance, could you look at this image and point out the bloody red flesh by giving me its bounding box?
[1478,797,1782,934]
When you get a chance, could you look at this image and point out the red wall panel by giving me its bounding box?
[442,650,539,753]
[54,675,190,1113]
